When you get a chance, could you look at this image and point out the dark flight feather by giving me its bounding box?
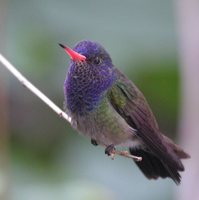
[129,148,181,184]
[109,68,189,184]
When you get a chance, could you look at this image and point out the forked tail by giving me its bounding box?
[129,136,190,184]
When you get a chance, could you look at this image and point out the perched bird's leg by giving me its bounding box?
[105,144,116,159]
[91,139,98,146]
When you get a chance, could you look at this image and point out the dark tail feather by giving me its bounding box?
[129,148,183,184]
[162,135,190,159]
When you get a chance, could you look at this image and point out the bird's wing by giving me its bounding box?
[108,68,182,170]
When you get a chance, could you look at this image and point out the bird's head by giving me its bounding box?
[60,40,116,114]
[59,40,113,70]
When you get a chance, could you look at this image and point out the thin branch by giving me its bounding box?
[0,54,71,123]
[111,150,142,162]
[0,53,142,161]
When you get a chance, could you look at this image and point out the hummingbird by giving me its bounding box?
[59,40,189,184]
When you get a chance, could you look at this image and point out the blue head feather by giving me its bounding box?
[64,40,116,115]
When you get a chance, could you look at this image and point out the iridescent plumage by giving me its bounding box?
[61,40,189,184]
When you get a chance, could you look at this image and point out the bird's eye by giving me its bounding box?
[93,57,102,65]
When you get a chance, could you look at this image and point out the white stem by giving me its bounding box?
[0,54,71,124]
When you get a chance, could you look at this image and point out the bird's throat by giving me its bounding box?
[64,74,103,115]
[64,63,116,115]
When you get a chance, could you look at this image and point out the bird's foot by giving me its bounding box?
[105,145,142,161]
[91,139,98,146]
[105,144,116,160]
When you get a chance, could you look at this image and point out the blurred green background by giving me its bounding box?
[0,0,188,200]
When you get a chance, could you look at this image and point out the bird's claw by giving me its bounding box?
[105,145,142,161]
[91,139,98,146]
[105,144,116,160]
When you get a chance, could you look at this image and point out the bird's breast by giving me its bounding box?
[64,75,102,115]
[69,98,138,147]
[64,64,116,115]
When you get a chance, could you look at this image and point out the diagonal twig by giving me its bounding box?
[0,54,71,123]
[113,150,142,161]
